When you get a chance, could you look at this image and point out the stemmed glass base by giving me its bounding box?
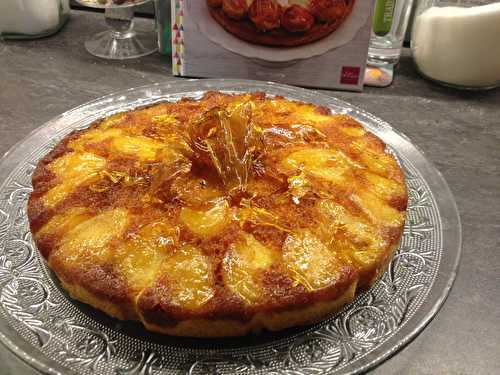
[84,5,156,60]
[0,36,6,54]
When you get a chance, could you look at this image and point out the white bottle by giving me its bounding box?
[411,2,500,89]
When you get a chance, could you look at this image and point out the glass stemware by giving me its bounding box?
[76,0,157,60]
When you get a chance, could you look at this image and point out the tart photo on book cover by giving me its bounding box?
[207,0,356,47]
[174,0,373,91]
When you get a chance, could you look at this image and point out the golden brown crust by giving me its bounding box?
[141,281,358,337]
[29,91,407,337]
[60,276,358,337]
[209,0,355,47]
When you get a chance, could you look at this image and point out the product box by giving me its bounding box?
[171,0,375,91]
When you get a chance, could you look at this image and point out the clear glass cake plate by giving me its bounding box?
[0,79,461,375]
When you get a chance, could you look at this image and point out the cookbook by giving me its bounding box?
[172,0,375,91]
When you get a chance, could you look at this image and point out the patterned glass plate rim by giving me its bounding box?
[0,79,462,375]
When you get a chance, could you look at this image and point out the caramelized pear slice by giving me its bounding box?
[50,208,129,267]
[180,199,231,237]
[161,245,214,309]
[351,190,405,228]
[317,199,386,269]
[114,221,178,294]
[36,207,91,239]
[223,233,278,304]
[283,230,345,292]
[281,148,361,185]
[43,152,107,208]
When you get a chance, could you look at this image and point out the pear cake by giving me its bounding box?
[28,92,407,337]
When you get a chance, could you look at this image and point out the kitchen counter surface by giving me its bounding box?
[0,10,499,375]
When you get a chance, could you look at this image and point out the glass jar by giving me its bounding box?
[368,0,415,65]
[411,0,500,90]
[0,0,70,39]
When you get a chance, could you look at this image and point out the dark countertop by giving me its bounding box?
[0,10,499,375]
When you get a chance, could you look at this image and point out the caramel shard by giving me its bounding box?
[190,101,263,193]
